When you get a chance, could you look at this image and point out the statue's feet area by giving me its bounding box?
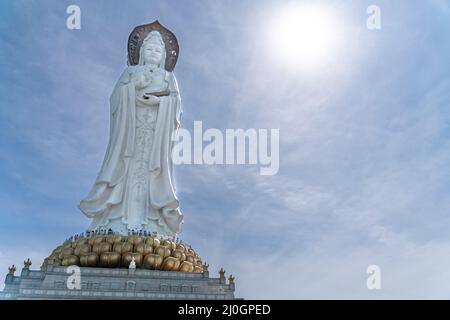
[41,235,205,272]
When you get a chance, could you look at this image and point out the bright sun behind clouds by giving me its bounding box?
[267,3,342,69]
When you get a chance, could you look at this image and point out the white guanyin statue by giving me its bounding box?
[79,24,183,237]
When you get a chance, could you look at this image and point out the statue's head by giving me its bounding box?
[128,21,179,70]
[139,31,166,67]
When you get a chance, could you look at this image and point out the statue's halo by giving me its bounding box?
[127,20,179,71]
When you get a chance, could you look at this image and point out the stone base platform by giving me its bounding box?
[1,265,236,300]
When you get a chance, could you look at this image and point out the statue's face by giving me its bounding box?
[143,42,164,65]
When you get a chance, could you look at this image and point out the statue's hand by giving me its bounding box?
[134,74,151,89]
[139,94,160,105]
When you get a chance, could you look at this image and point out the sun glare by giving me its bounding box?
[268,4,340,69]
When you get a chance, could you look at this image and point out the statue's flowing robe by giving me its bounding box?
[79,66,183,235]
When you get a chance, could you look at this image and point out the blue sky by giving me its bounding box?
[1,0,450,298]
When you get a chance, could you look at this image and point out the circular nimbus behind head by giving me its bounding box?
[127,20,179,71]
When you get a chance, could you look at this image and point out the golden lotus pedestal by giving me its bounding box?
[41,234,206,273]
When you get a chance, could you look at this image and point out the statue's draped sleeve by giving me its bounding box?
[148,71,183,233]
[98,66,136,185]
[79,67,136,217]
